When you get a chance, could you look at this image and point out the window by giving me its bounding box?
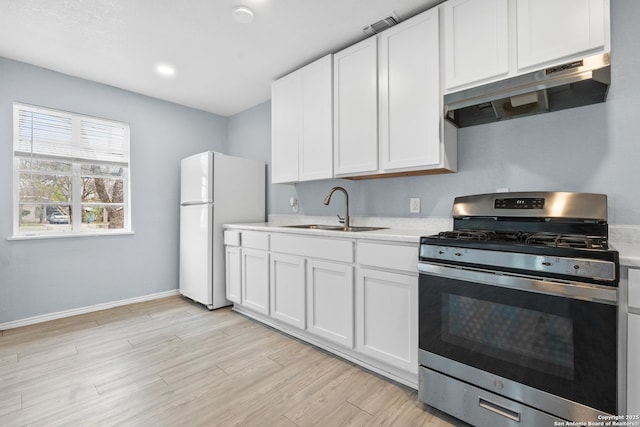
[13,103,131,237]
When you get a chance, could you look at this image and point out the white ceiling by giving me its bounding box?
[0,0,443,117]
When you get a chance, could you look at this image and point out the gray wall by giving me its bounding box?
[227,100,297,217]
[2,0,638,324]
[263,0,640,225]
[0,57,227,323]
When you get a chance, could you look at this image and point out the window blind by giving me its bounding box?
[14,104,129,165]
[15,108,74,158]
[80,119,129,163]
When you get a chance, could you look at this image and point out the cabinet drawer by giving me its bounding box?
[271,233,353,263]
[630,268,640,309]
[224,230,241,246]
[241,231,270,251]
[357,241,418,273]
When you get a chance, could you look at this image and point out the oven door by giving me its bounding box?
[418,262,618,419]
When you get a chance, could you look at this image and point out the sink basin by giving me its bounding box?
[281,224,388,232]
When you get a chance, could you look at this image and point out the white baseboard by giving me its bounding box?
[0,289,180,331]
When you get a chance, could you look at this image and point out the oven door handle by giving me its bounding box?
[418,262,618,304]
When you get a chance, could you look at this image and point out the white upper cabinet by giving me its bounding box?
[333,37,379,176]
[443,0,609,91]
[335,8,456,178]
[271,71,300,183]
[443,0,509,91]
[379,7,443,172]
[271,55,333,184]
[300,56,333,181]
[274,6,457,182]
[516,0,607,71]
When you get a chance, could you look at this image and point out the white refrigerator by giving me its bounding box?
[179,151,265,309]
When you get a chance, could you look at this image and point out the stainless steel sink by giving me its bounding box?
[281,224,388,232]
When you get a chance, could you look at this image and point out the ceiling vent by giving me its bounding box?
[363,12,400,36]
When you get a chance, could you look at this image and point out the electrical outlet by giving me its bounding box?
[410,198,420,214]
[289,197,298,213]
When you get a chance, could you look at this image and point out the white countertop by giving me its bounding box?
[223,215,447,244]
[610,226,640,268]
[224,215,640,267]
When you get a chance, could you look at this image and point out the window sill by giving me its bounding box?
[7,231,135,241]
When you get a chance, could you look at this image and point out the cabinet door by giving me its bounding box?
[300,55,333,181]
[241,248,269,315]
[271,70,300,183]
[270,253,306,329]
[379,7,441,171]
[333,37,378,176]
[356,268,418,373]
[307,260,354,348]
[629,313,640,415]
[443,0,509,90]
[630,268,640,310]
[516,0,606,70]
[225,245,242,304]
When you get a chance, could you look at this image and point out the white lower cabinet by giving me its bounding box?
[628,313,640,415]
[270,253,306,329]
[628,268,640,415]
[225,246,242,304]
[307,260,354,348]
[241,248,270,315]
[356,267,418,373]
[224,228,419,387]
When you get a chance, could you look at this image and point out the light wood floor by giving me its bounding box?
[0,296,467,426]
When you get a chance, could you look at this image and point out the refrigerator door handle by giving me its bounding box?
[180,201,214,207]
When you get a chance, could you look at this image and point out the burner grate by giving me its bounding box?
[435,230,608,250]
[524,233,608,250]
[438,230,496,241]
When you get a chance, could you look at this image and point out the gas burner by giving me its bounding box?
[524,232,608,250]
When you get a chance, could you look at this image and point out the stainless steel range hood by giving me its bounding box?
[444,53,610,128]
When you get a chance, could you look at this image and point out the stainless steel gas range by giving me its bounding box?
[417,192,623,426]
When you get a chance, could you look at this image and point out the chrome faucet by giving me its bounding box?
[323,186,350,230]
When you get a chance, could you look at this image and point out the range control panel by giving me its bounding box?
[494,197,545,209]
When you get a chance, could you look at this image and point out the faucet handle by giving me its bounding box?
[336,214,345,224]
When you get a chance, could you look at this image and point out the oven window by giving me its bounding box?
[444,294,574,380]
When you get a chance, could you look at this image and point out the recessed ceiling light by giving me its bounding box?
[232,6,254,24]
[156,64,176,77]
